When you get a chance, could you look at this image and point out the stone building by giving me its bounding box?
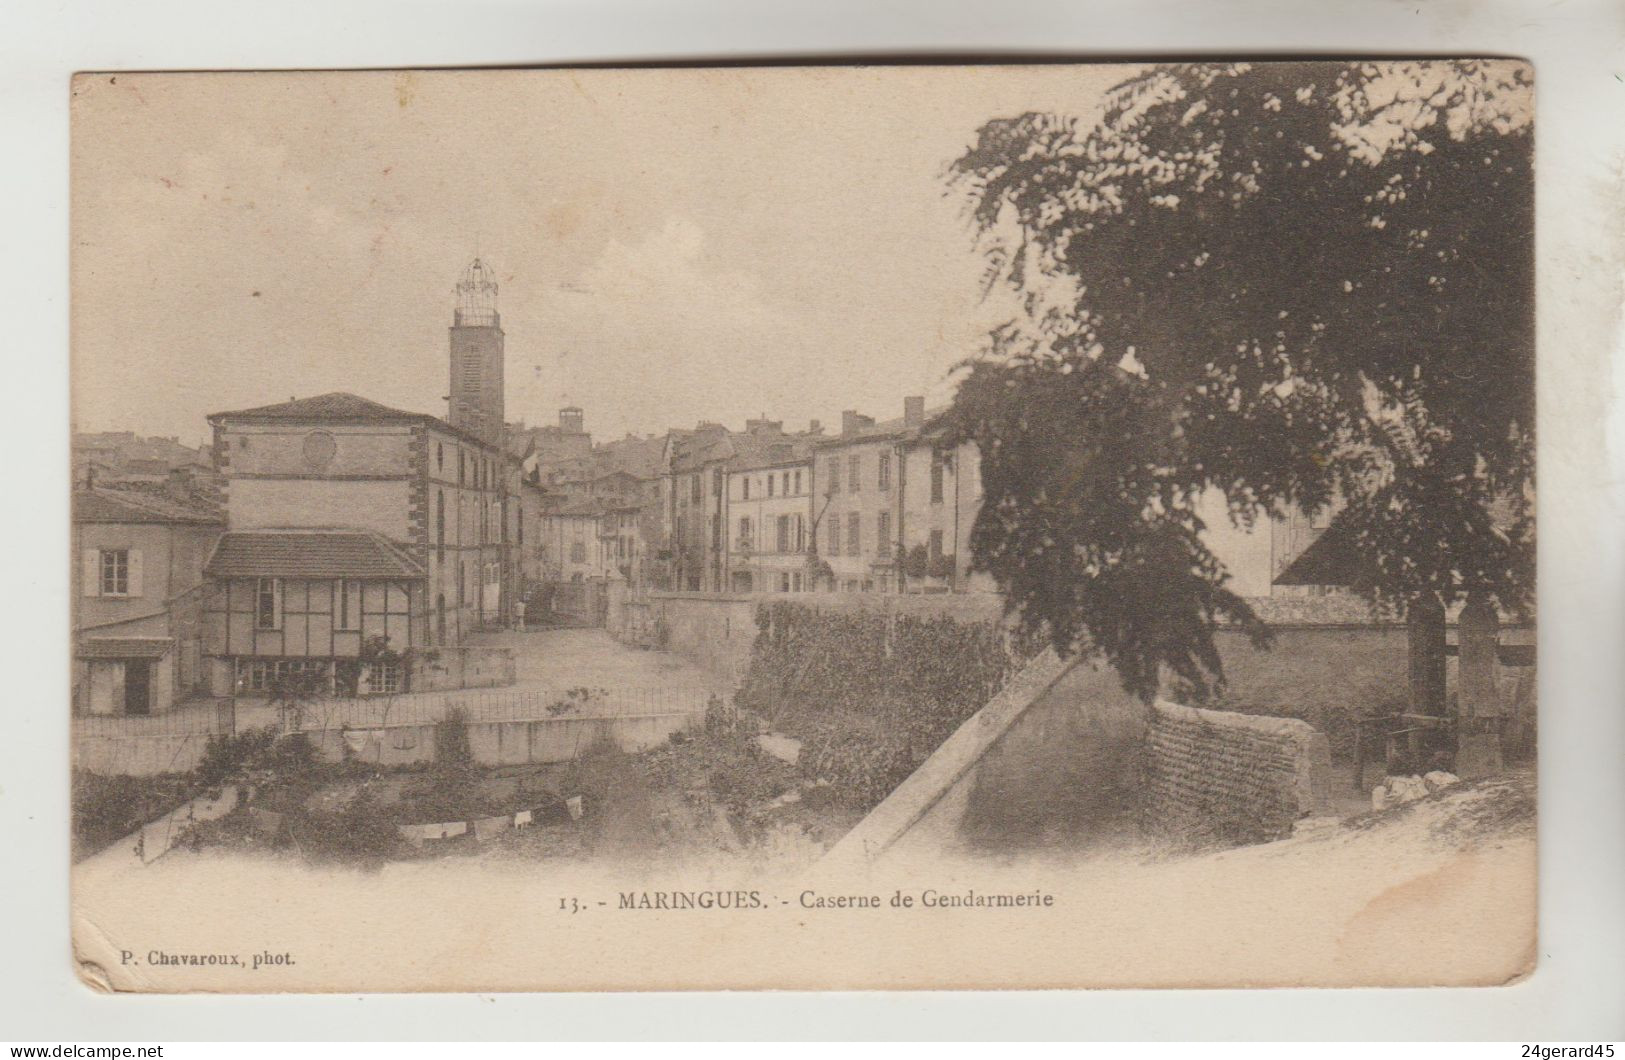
[724,422,818,593]
[73,481,224,715]
[812,408,909,592]
[198,259,521,697]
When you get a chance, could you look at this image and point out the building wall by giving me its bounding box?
[75,519,221,710]
[725,463,814,592]
[897,439,988,592]
[419,424,509,643]
[78,656,176,718]
[76,522,206,631]
[813,438,901,590]
[541,513,601,582]
[202,576,423,692]
[227,479,413,538]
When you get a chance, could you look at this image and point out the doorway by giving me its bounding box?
[123,660,152,716]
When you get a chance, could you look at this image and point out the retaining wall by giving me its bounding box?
[822,651,1150,867]
[1143,700,1333,846]
[305,711,703,768]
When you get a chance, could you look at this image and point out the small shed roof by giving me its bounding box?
[205,529,425,580]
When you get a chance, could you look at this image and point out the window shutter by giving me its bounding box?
[127,550,144,597]
[83,550,100,597]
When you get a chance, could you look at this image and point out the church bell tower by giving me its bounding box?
[449,258,505,446]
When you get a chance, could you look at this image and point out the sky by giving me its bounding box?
[70,65,1131,447]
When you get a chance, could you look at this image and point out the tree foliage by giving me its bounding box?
[944,60,1534,700]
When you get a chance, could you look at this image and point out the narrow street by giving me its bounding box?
[464,627,726,694]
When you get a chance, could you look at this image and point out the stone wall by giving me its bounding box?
[822,651,1150,867]
[1144,700,1332,846]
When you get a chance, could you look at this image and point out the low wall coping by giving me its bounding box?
[1151,699,1321,741]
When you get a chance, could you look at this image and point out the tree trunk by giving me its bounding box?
[1407,591,1447,717]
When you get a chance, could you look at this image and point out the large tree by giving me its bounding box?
[944,60,1534,701]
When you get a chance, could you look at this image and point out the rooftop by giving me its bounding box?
[205,528,425,580]
[74,484,223,526]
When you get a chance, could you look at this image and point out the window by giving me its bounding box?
[877,512,892,558]
[690,475,701,503]
[1310,508,1331,530]
[826,518,839,556]
[767,474,775,498]
[712,467,723,496]
[99,549,129,596]
[779,572,791,593]
[878,453,891,490]
[793,469,802,494]
[459,451,466,485]
[742,477,751,501]
[848,455,861,492]
[436,490,446,562]
[570,541,586,564]
[794,514,805,553]
[930,451,945,503]
[255,577,281,630]
[846,511,860,555]
[782,471,790,495]
[827,457,840,494]
[336,579,361,630]
[792,572,803,592]
[776,515,791,554]
[738,517,752,547]
[235,658,328,694]
[459,562,466,605]
[369,659,403,695]
[437,443,444,472]
[930,529,944,561]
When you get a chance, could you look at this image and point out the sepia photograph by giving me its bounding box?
[67,60,1539,993]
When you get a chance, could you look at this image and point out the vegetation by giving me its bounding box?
[737,602,1024,808]
[944,61,1534,700]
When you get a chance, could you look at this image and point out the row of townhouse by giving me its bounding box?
[646,398,990,595]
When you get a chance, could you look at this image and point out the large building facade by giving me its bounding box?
[198,260,521,697]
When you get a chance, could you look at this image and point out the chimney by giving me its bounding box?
[841,410,864,436]
[165,466,192,502]
[560,407,584,434]
[808,419,822,435]
[904,395,925,429]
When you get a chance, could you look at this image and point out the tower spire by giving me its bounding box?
[449,257,505,445]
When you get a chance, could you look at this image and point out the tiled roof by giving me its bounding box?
[813,406,950,449]
[210,391,429,422]
[74,486,223,525]
[728,432,816,471]
[209,391,507,453]
[206,529,425,579]
[77,637,173,660]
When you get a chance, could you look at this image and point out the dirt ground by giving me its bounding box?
[465,627,727,693]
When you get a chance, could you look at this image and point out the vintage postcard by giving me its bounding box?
[69,61,1536,992]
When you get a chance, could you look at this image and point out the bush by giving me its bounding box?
[72,771,197,857]
[196,727,318,787]
[735,602,1025,811]
[290,788,404,867]
[433,708,474,768]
